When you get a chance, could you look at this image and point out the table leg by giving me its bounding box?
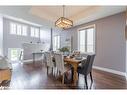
[72,64,78,86]
[42,54,44,64]
[33,54,35,64]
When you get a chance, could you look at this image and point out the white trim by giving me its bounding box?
[22,58,42,63]
[3,14,42,27]
[22,59,33,63]
[93,66,126,77]
[125,73,127,80]
[53,35,60,51]
[77,24,96,31]
[77,24,96,53]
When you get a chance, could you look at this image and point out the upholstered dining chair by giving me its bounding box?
[54,53,73,84]
[77,54,95,89]
[0,55,12,84]
[45,52,55,75]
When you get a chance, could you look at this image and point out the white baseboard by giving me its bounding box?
[22,58,43,63]
[93,66,126,77]
[126,73,127,80]
[22,59,33,63]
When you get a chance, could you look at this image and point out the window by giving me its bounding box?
[10,22,27,36]
[30,27,35,37]
[35,28,39,37]
[17,24,22,35]
[22,26,27,36]
[30,27,39,38]
[10,23,16,34]
[78,25,95,53]
[53,35,60,51]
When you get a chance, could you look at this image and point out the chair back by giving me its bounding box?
[54,53,64,74]
[82,54,95,75]
[45,52,54,67]
[72,50,80,56]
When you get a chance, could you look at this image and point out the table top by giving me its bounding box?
[52,55,86,63]
[64,56,86,64]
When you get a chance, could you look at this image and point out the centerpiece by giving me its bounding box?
[58,46,70,55]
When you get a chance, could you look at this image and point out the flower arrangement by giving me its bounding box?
[59,46,70,52]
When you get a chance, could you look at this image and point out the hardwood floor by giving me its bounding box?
[0,61,127,89]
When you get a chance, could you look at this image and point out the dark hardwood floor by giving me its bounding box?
[0,61,127,89]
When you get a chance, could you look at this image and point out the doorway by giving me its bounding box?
[8,48,23,63]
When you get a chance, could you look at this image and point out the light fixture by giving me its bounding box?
[55,5,73,29]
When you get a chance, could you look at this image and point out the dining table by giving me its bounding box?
[64,56,86,86]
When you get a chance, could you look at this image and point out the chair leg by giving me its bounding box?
[90,72,93,83]
[54,68,56,76]
[57,69,59,76]
[71,68,74,83]
[52,67,53,74]
[62,74,64,84]
[47,66,48,75]
[78,73,79,78]
[84,75,88,89]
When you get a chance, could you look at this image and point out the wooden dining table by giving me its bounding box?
[64,56,86,86]
[52,54,86,86]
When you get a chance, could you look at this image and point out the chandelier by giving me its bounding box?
[55,5,73,29]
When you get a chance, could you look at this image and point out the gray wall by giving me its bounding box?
[3,18,40,57]
[40,27,51,45]
[0,15,3,56]
[57,12,126,72]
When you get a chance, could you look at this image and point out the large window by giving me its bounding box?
[30,27,39,38]
[78,25,95,53]
[53,35,60,51]
[10,22,27,36]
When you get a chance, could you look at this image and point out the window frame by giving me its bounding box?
[10,22,17,35]
[30,27,40,38]
[17,24,22,35]
[22,25,27,36]
[78,24,96,54]
[53,35,60,51]
[10,22,28,36]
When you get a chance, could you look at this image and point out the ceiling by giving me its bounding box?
[0,6,126,28]
[30,6,91,22]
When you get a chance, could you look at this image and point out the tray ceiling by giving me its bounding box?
[0,6,126,28]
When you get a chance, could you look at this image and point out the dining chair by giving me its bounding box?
[45,52,55,75]
[54,53,73,84]
[77,54,95,89]
[73,50,80,55]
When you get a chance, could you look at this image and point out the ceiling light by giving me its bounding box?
[55,5,73,29]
